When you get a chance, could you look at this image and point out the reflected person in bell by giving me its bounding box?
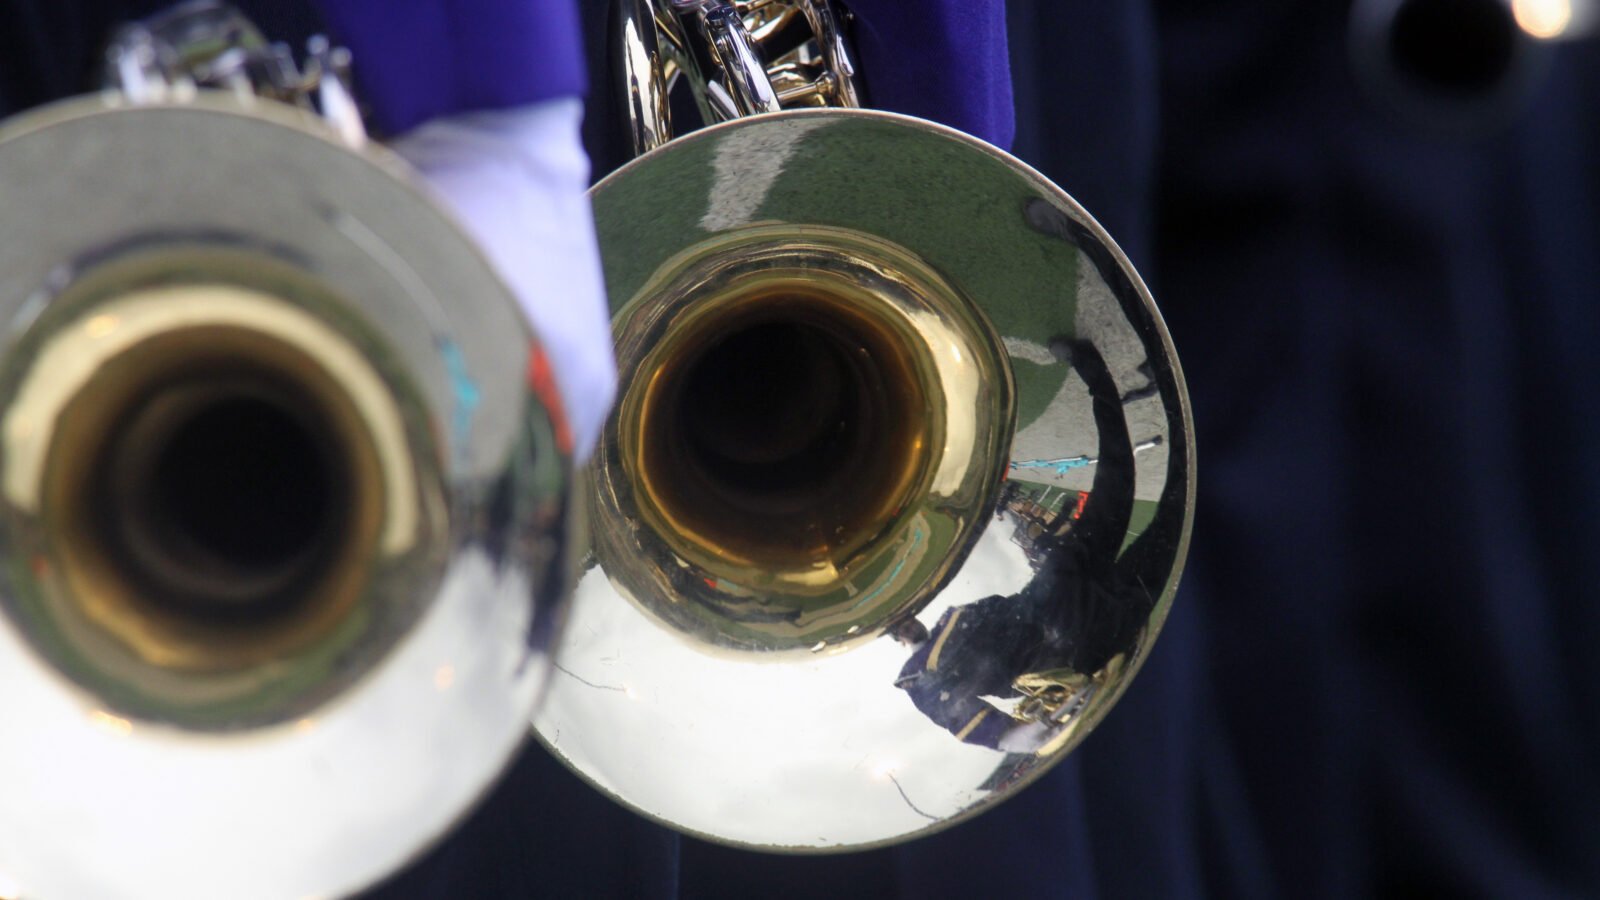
[894,339,1153,753]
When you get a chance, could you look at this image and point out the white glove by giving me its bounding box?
[392,98,617,463]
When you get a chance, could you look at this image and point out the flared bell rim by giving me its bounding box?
[543,107,1195,852]
[0,94,572,899]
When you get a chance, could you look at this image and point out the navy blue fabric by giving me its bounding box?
[844,0,1014,149]
[1141,1,1600,896]
[314,0,587,135]
[1010,1,1600,896]
[367,743,683,899]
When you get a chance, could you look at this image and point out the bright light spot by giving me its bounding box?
[89,710,133,736]
[623,683,638,700]
[84,315,118,339]
[1514,0,1573,38]
[434,665,455,690]
[295,718,318,734]
[869,758,900,781]
[0,869,21,899]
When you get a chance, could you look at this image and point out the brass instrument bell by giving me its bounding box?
[535,0,1195,851]
[0,5,576,897]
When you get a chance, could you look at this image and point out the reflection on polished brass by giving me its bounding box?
[593,227,1013,652]
[47,321,381,672]
[0,249,441,727]
[538,0,1192,858]
[0,29,578,888]
[1011,668,1094,724]
[618,0,858,153]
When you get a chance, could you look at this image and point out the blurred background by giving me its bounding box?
[1001,1,1600,896]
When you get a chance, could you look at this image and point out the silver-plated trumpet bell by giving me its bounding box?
[534,104,1194,849]
[0,42,575,900]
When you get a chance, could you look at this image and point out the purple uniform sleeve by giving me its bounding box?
[843,0,1015,149]
[312,0,588,135]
